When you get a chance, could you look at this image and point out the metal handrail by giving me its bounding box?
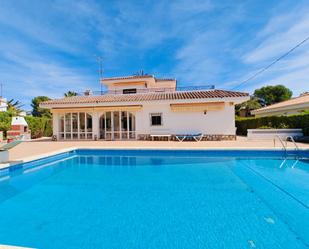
[77,85,215,96]
[273,135,286,151]
[285,136,299,151]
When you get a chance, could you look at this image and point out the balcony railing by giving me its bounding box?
[78,85,215,96]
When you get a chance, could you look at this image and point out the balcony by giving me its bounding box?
[78,85,215,96]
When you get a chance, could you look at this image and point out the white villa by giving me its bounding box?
[41,75,249,141]
[0,97,8,112]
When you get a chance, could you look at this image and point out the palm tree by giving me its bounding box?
[64,91,78,97]
[7,99,23,114]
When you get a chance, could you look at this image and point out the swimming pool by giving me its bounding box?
[0,149,308,249]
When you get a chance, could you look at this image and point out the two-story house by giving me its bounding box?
[40,75,249,141]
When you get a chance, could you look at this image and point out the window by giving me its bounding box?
[150,113,162,126]
[58,112,92,140]
[123,88,137,94]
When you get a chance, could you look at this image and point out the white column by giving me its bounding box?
[70,113,73,140]
[104,113,107,140]
[127,111,129,139]
[52,112,59,139]
[63,113,66,139]
[111,111,114,140]
[119,111,122,140]
[77,113,80,139]
[92,112,99,140]
[85,113,87,139]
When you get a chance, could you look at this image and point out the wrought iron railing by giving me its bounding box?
[78,85,215,96]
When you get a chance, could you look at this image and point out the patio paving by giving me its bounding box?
[7,136,309,163]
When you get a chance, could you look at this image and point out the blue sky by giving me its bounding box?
[0,0,308,110]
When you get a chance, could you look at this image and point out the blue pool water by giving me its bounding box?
[0,149,308,249]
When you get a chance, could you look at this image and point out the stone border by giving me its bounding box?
[137,134,236,141]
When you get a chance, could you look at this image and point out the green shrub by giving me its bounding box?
[236,114,309,136]
[303,127,309,136]
[25,116,53,139]
[0,112,13,138]
[258,125,272,129]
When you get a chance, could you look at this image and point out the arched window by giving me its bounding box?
[99,111,136,140]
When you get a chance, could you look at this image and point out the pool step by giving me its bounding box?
[0,245,34,249]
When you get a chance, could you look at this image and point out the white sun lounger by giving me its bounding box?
[175,133,203,142]
[150,129,172,141]
[0,140,22,163]
[0,140,22,151]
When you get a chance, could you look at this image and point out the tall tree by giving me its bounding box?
[64,91,78,97]
[235,97,262,117]
[31,96,51,118]
[253,85,292,105]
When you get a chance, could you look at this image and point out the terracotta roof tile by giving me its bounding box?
[41,89,249,107]
[252,93,309,114]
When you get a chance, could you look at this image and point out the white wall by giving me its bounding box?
[52,112,59,136]
[135,101,236,135]
[0,98,7,112]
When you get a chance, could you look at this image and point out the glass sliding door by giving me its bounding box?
[79,112,85,139]
[105,112,112,140]
[98,111,136,140]
[129,112,136,139]
[72,113,78,139]
[86,114,93,139]
[99,114,105,139]
[113,111,120,140]
[65,113,71,139]
[121,111,128,139]
[58,111,135,140]
[58,112,93,140]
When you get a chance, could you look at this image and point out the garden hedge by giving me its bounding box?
[236,113,309,136]
[0,112,52,139]
[25,116,53,139]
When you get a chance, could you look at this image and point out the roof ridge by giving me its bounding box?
[102,75,154,81]
[41,89,249,107]
[253,94,309,112]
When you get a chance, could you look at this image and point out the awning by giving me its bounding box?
[170,102,225,112]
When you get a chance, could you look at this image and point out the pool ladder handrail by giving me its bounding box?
[285,136,299,151]
[274,135,300,159]
[273,135,287,151]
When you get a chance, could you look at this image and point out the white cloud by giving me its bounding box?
[236,4,309,95]
[1,0,308,106]
[243,14,309,64]
[0,36,95,109]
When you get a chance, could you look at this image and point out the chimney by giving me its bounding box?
[84,89,93,96]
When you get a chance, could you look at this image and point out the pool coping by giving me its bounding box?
[1,146,309,170]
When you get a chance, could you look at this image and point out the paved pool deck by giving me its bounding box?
[5,136,308,164]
